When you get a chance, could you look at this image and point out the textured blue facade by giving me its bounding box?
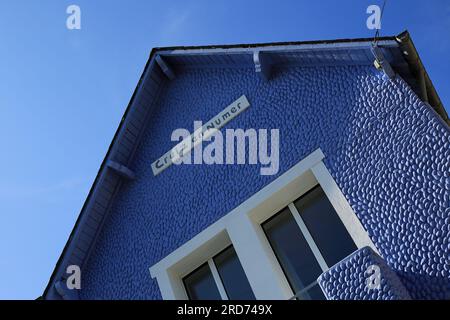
[318,247,411,300]
[79,64,450,300]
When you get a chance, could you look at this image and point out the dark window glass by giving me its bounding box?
[296,283,324,300]
[262,207,325,299]
[214,246,256,300]
[294,186,357,267]
[183,263,221,300]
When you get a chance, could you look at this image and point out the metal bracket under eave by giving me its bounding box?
[106,160,136,180]
[253,51,272,81]
[155,55,175,80]
[371,45,396,79]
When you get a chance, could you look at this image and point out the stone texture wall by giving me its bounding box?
[318,246,412,300]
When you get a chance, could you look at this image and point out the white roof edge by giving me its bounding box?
[156,39,399,56]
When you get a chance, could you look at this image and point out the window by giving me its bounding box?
[183,246,255,300]
[183,263,221,300]
[150,149,377,300]
[262,208,325,300]
[294,186,357,267]
[262,186,357,300]
[214,246,256,300]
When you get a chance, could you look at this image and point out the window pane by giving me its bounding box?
[214,246,255,300]
[183,263,221,300]
[294,282,325,300]
[294,186,357,267]
[262,207,325,299]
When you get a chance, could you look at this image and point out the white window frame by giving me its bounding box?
[149,148,378,300]
[207,258,229,300]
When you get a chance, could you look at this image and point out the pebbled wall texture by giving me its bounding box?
[80,64,450,300]
[318,246,412,300]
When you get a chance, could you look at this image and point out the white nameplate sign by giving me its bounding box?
[151,95,250,176]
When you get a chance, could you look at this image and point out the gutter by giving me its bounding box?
[395,31,449,125]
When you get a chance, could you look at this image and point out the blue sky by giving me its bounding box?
[0,0,448,299]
